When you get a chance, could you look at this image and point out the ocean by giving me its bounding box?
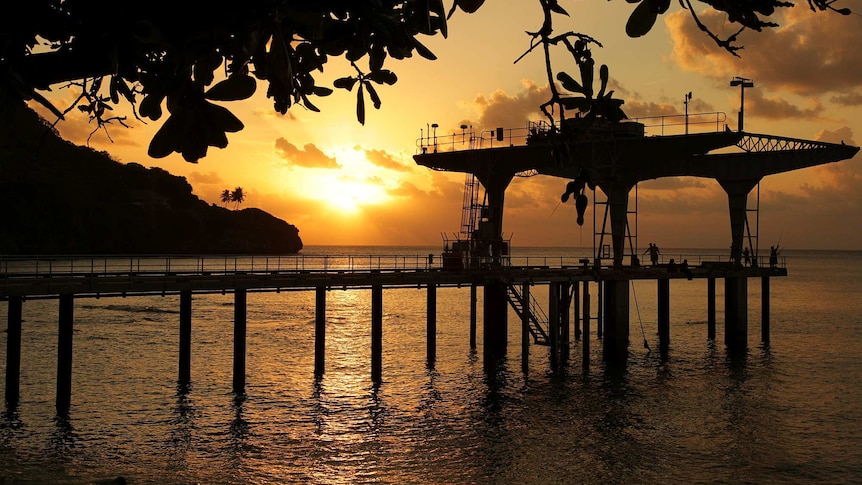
[1,246,861,484]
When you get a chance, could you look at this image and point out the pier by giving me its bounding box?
[3,252,784,414]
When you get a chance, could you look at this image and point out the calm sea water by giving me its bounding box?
[1,246,861,484]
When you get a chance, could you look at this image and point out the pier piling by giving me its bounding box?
[5,296,22,407]
[371,284,383,384]
[427,283,437,366]
[521,282,530,373]
[469,285,477,350]
[315,286,326,377]
[762,276,770,344]
[233,289,247,394]
[178,290,192,387]
[707,277,716,340]
[658,279,670,355]
[56,294,74,415]
[582,281,590,369]
[724,276,748,350]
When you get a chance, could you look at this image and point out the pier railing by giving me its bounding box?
[0,254,601,278]
[0,251,785,280]
[416,112,728,154]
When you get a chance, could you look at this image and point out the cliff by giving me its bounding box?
[0,100,303,255]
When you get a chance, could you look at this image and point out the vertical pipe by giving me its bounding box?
[371,284,383,384]
[707,277,716,341]
[761,276,770,344]
[314,286,326,377]
[521,281,530,373]
[658,279,670,354]
[427,283,437,366]
[549,283,559,372]
[232,289,247,394]
[56,294,74,415]
[469,284,477,350]
[582,281,590,370]
[5,296,23,407]
[178,290,192,387]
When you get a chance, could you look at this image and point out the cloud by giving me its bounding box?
[666,7,862,95]
[639,177,708,191]
[472,80,550,130]
[274,138,340,168]
[387,180,426,198]
[744,88,824,120]
[365,148,411,172]
[187,171,224,185]
[830,91,862,107]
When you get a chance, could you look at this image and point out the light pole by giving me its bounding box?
[730,76,754,132]
[684,91,692,134]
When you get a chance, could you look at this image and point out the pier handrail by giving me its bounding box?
[415,112,728,154]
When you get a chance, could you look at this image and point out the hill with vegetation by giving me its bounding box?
[0,100,302,255]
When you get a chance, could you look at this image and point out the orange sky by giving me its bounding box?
[33,2,862,251]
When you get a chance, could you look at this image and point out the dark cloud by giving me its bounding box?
[667,8,862,95]
[745,88,824,120]
[365,148,411,172]
[275,138,340,169]
[830,91,862,107]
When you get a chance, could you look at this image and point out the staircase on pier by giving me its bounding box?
[506,284,550,346]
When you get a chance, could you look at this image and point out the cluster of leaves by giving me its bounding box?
[0,0,483,162]
[220,187,246,210]
[624,0,852,55]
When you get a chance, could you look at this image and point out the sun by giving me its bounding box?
[325,177,389,214]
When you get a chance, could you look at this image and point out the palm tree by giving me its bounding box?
[220,188,231,207]
[230,186,245,209]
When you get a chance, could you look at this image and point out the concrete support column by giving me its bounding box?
[521,282,530,373]
[597,282,604,339]
[707,277,716,340]
[483,279,508,364]
[761,276,770,344]
[658,279,670,354]
[600,184,634,268]
[560,282,571,364]
[427,283,437,366]
[469,284,477,350]
[56,294,74,415]
[719,179,761,265]
[549,283,559,372]
[5,296,23,407]
[178,290,192,388]
[602,280,630,364]
[724,276,748,351]
[314,286,326,377]
[371,284,383,384]
[232,289,247,394]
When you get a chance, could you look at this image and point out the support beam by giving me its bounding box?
[5,296,23,407]
[724,277,748,351]
[314,286,326,377]
[549,283,560,372]
[56,294,74,415]
[371,284,383,384]
[718,178,761,266]
[560,282,571,364]
[762,276,770,345]
[707,277,716,340]
[483,278,508,365]
[427,283,437,366]
[658,279,670,355]
[232,289,247,394]
[521,282,530,373]
[469,284,477,350]
[178,290,192,388]
[602,279,630,364]
[582,281,590,370]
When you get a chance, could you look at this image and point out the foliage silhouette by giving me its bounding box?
[0,1,850,163]
[230,187,246,210]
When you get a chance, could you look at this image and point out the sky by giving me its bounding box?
[33,1,862,251]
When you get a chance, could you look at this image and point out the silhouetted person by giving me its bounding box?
[667,258,676,272]
[743,246,751,266]
[681,259,692,280]
[769,245,780,268]
[644,243,660,266]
